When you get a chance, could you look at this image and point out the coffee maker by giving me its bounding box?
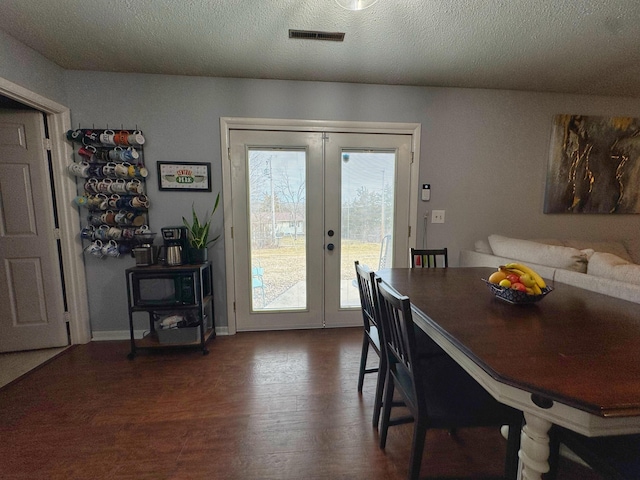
[160,226,188,266]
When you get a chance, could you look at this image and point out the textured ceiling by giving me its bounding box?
[2,0,640,97]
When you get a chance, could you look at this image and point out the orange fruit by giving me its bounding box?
[488,271,507,284]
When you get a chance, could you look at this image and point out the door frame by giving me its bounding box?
[0,76,91,345]
[220,117,421,335]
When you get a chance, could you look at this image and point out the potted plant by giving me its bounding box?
[182,192,220,264]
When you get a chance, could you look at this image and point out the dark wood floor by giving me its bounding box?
[0,327,600,479]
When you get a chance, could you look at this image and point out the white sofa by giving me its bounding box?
[459,234,640,305]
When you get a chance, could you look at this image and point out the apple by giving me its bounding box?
[511,282,527,292]
[506,273,520,284]
[519,273,536,288]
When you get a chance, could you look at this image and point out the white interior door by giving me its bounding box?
[0,110,68,352]
[228,127,413,331]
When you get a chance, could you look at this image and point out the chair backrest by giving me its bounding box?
[375,277,421,410]
[355,261,379,334]
[410,248,448,268]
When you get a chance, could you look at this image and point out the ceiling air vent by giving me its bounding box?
[289,29,345,42]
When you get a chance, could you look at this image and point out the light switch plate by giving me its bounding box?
[432,210,445,223]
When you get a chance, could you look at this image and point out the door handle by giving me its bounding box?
[327,243,335,251]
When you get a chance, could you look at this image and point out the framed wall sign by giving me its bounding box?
[157,162,212,191]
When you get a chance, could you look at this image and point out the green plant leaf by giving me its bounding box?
[182,193,221,249]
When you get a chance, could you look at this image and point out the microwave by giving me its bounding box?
[131,272,196,307]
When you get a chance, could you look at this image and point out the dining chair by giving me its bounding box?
[410,247,448,268]
[354,261,386,428]
[375,277,522,480]
[547,425,640,479]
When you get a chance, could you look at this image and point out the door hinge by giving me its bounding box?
[233,301,236,312]
[53,228,62,239]
[230,226,233,239]
[44,137,52,151]
[64,311,71,323]
[408,225,412,237]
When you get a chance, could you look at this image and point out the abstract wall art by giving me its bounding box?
[544,114,640,214]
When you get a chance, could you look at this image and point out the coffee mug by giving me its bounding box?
[118,243,132,255]
[85,240,104,257]
[88,165,105,178]
[126,179,143,194]
[99,129,116,146]
[66,129,83,142]
[121,147,139,161]
[108,147,124,161]
[88,214,104,226]
[108,226,122,240]
[121,227,135,240]
[80,225,95,240]
[77,145,97,158]
[113,131,130,146]
[96,179,112,193]
[114,163,129,177]
[95,194,109,210]
[132,215,146,227]
[68,161,90,178]
[102,162,117,177]
[94,225,110,240]
[127,131,145,146]
[134,224,149,234]
[130,195,149,209]
[82,130,99,145]
[128,164,148,178]
[85,178,100,194]
[110,179,128,194]
[108,194,121,208]
[101,240,120,257]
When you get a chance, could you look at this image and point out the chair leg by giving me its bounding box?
[379,370,395,449]
[408,418,428,480]
[357,335,370,393]
[372,352,386,428]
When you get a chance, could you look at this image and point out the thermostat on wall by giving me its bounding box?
[421,184,431,201]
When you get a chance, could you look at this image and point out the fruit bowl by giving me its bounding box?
[482,279,553,305]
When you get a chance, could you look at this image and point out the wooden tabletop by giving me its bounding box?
[377,267,640,419]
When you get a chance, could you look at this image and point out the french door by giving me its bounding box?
[227,126,414,331]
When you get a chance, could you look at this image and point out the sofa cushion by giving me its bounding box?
[488,235,589,273]
[562,240,633,263]
[588,252,640,286]
[474,239,493,254]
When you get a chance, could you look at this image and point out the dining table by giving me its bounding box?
[377,267,640,480]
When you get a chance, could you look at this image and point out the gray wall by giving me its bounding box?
[0,30,67,105]
[63,71,640,334]
[3,26,640,335]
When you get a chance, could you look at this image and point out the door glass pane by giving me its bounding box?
[248,149,307,311]
[340,150,396,308]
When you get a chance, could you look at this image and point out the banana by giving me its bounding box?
[531,284,542,295]
[498,265,525,276]
[504,262,546,289]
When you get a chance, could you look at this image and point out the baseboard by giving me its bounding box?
[92,326,229,341]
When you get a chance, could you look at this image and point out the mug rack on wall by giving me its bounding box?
[65,127,151,259]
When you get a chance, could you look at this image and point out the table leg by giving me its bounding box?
[518,412,552,480]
